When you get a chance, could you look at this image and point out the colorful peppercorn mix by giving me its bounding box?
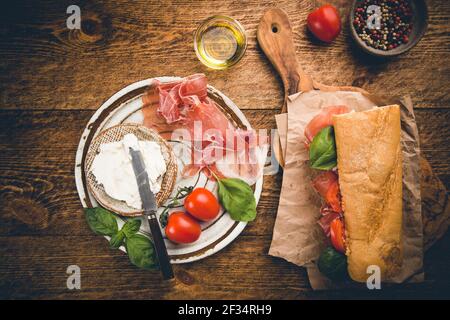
[353,0,413,51]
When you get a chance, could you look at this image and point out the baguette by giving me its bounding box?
[333,105,403,282]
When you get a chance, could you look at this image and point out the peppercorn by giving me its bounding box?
[353,0,414,51]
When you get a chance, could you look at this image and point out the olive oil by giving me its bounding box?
[194,16,247,70]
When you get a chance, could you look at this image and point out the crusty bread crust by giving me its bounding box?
[333,105,403,282]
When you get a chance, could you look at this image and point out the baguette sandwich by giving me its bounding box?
[305,104,403,282]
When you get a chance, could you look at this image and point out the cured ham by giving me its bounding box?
[214,138,269,186]
[157,74,209,124]
[142,74,231,139]
[156,74,232,140]
[304,105,350,144]
[312,170,342,213]
[141,74,268,185]
[318,205,341,237]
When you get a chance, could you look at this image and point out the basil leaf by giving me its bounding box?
[217,178,256,222]
[109,230,125,249]
[125,234,158,270]
[318,247,348,281]
[309,126,337,170]
[84,207,118,237]
[110,219,141,248]
[85,209,156,271]
[121,218,141,238]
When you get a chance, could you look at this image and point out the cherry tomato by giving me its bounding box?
[330,218,346,253]
[307,4,342,43]
[165,211,201,244]
[184,187,220,222]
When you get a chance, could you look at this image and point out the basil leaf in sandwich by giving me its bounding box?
[318,247,348,280]
[309,126,337,170]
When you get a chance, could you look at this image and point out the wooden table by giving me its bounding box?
[1,0,449,299]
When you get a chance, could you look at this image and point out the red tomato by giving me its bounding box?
[165,211,201,244]
[307,5,342,43]
[325,181,342,213]
[304,106,350,143]
[330,218,346,253]
[184,187,220,222]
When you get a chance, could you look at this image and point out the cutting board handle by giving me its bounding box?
[257,8,314,112]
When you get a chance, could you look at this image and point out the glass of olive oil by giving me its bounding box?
[194,15,247,70]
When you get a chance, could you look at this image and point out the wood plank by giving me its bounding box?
[1,232,449,299]
[0,0,448,111]
[0,234,310,299]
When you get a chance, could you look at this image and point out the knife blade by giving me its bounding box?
[128,147,174,280]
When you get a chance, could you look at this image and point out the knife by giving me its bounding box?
[128,145,174,280]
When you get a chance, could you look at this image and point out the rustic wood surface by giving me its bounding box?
[0,0,449,299]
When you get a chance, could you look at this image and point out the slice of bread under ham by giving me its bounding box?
[333,105,403,282]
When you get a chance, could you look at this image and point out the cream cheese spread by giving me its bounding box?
[91,133,166,209]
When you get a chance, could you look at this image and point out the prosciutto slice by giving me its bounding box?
[141,74,268,185]
[157,74,225,129]
[318,205,341,237]
[312,170,342,213]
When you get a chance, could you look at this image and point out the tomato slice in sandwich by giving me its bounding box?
[304,105,350,144]
[330,218,346,253]
[312,171,342,213]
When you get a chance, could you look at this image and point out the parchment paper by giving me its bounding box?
[269,90,424,290]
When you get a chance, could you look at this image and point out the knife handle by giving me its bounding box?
[147,211,174,280]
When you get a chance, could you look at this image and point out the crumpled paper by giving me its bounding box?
[269,90,424,290]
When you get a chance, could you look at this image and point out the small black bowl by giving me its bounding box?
[349,0,428,57]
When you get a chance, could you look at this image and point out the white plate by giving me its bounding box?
[74,77,263,263]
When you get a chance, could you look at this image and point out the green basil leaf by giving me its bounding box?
[217,178,257,222]
[110,219,141,248]
[309,126,337,170]
[121,218,141,238]
[318,247,348,281]
[125,234,158,270]
[84,207,118,237]
[109,230,125,249]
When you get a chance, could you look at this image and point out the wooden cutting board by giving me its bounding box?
[257,8,449,249]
